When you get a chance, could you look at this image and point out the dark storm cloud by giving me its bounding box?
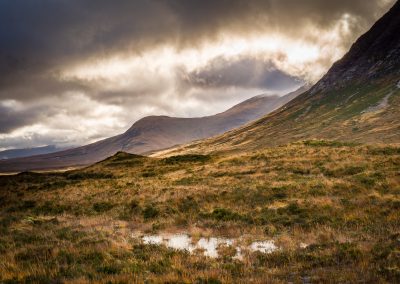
[0,0,396,145]
[168,0,388,40]
[0,104,45,133]
[185,57,301,91]
[0,0,394,100]
[0,0,173,99]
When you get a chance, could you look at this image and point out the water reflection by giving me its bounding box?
[141,233,279,258]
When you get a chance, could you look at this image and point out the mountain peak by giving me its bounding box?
[311,1,400,94]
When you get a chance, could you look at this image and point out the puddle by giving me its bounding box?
[397,80,400,89]
[142,235,163,245]
[250,241,277,253]
[197,237,238,258]
[167,234,193,251]
[140,233,279,259]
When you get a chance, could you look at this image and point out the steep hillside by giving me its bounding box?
[0,87,305,172]
[158,2,400,156]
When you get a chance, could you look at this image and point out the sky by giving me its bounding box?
[0,0,396,150]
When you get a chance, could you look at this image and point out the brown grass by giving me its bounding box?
[0,141,399,282]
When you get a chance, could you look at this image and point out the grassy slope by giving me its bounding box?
[155,79,400,157]
[0,141,399,283]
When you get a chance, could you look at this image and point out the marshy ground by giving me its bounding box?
[0,140,399,283]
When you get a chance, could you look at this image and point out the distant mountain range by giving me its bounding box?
[156,1,400,156]
[0,145,67,160]
[0,86,307,172]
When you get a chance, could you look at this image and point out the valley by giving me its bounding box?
[0,87,306,173]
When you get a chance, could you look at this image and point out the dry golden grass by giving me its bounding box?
[0,140,399,283]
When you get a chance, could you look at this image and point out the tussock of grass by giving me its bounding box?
[303,140,360,147]
[163,154,211,164]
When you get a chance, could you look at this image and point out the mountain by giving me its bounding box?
[0,87,306,172]
[156,1,400,156]
[0,145,66,160]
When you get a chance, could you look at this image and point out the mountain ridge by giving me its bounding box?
[0,87,307,172]
[0,145,66,160]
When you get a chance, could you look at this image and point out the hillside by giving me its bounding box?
[157,2,400,156]
[0,87,305,172]
[0,145,66,160]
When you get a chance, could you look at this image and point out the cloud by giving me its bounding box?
[0,102,43,133]
[0,0,394,95]
[0,93,127,148]
[0,0,396,148]
[184,57,302,91]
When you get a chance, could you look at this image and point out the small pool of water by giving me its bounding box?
[249,241,277,253]
[141,233,278,259]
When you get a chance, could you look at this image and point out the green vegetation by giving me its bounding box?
[163,154,211,164]
[302,140,359,147]
[173,81,399,155]
[0,141,399,283]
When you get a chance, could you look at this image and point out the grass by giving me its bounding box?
[162,154,211,165]
[162,81,399,156]
[0,141,399,282]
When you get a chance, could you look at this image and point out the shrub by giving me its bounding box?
[163,154,211,165]
[142,205,159,219]
[178,197,199,213]
[79,251,105,266]
[66,172,114,180]
[142,170,157,177]
[20,200,36,210]
[108,152,145,165]
[206,208,246,222]
[92,202,114,213]
[259,202,310,227]
[34,201,71,215]
[148,259,171,274]
[96,264,121,275]
[336,243,362,264]
[368,146,400,155]
[128,199,141,213]
[322,166,365,177]
[303,140,358,147]
[354,175,377,188]
[175,177,199,185]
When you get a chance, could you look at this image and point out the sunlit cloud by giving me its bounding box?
[0,0,395,150]
[63,16,352,85]
[0,93,127,150]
